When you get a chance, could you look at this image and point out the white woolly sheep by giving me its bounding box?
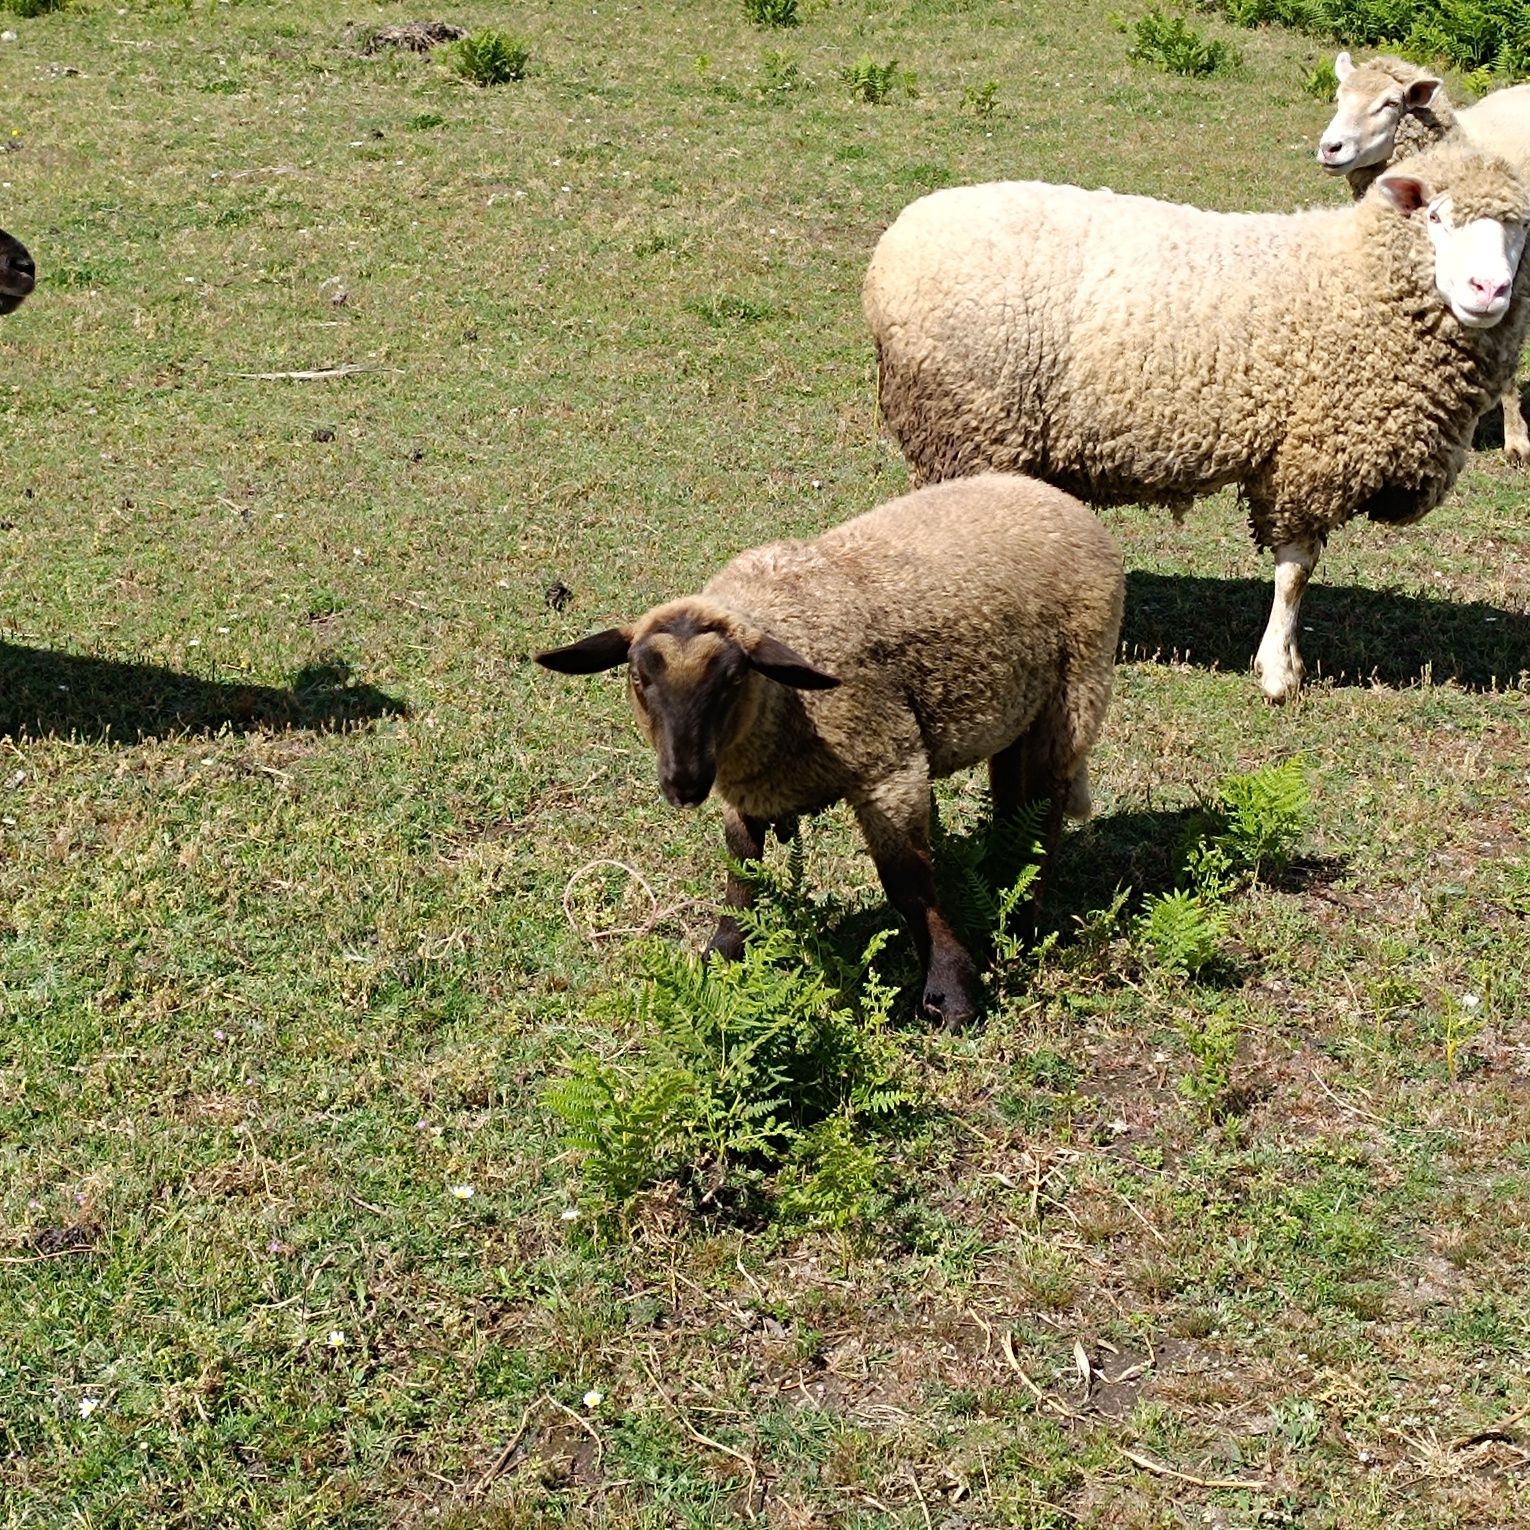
[537,473,1124,1028]
[864,140,1530,703]
[1317,52,1530,462]
[0,228,33,315]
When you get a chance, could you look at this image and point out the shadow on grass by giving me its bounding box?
[0,646,407,743]
[1474,382,1528,453]
[1123,571,1529,691]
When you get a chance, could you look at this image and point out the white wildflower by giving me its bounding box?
[583,1389,603,1409]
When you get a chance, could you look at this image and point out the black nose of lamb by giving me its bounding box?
[661,770,714,808]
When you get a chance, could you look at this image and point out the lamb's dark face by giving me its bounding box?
[629,616,751,808]
[535,604,840,810]
[0,228,34,315]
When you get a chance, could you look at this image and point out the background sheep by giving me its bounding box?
[1317,52,1530,463]
[537,474,1124,1029]
[0,228,33,314]
[864,141,1530,704]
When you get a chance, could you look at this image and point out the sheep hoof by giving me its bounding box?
[1253,654,1304,705]
[1504,443,1530,469]
[704,921,746,963]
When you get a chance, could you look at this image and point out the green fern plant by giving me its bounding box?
[1127,9,1240,76]
[1209,755,1309,882]
[1178,1003,1242,1118]
[843,55,909,104]
[744,0,799,26]
[545,850,918,1225]
[452,30,530,87]
[1136,887,1228,977]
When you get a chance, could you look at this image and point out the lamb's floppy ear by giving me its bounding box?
[1403,74,1443,113]
[1334,50,1353,83]
[535,626,633,674]
[745,632,841,690]
[1376,173,1430,214]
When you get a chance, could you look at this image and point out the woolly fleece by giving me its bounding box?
[694,473,1123,834]
[865,141,1530,553]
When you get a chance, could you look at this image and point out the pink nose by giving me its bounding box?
[1469,275,1509,305]
[1319,141,1344,160]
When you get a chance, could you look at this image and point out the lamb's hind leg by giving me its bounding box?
[853,770,983,1029]
[1502,380,1529,467]
[989,694,1101,905]
[1253,538,1320,704]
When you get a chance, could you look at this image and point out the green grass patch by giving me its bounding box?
[2,0,1528,1523]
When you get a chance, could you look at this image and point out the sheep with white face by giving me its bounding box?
[865,141,1530,703]
[1315,52,1530,461]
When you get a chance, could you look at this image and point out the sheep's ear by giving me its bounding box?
[535,626,633,674]
[1377,173,1430,214]
[746,633,841,690]
[1403,75,1442,113]
[1334,50,1353,82]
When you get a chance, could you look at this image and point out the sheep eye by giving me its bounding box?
[1427,207,1442,224]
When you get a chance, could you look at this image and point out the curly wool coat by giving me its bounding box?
[865,142,1530,554]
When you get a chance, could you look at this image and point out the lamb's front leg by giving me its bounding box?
[853,774,983,1029]
[1502,381,1529,467]
[1252,538,1320,704]
[705,804,767,961]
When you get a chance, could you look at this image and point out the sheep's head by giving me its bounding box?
[536,598,839,808]
[0,228,34,315]
[1376,147,1530,330]
[1317,52,1443,176]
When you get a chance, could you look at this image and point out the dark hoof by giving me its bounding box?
[704,922,745,963]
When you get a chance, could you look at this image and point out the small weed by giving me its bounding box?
[451,29,530,87]
[1137,887,1228,977]
[1272,1396,1323,1451]
[744,0,799,27]
[1,0,66,15]
[1177,1003,1241,1119]
[960,79,1000,117]
[843,56,911,105]
[688,293,772,326]
[1301,58,1338,96]
[405,111,446,131]
[1133,758,1307,980]
[1126,9,1240,76]
[758,49,802,101]
[1434,991,1486,1082]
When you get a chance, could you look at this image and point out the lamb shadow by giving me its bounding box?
[0,645,407,744]
[1124,571,1529,691]
[813,804,1210,982]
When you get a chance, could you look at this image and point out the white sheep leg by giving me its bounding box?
[1252,539,1319,704]
[1502,381,1529,466]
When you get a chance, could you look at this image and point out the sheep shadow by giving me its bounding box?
[810,803,1218,993]
[1474,382,1528,452]
[1123,571,1529,691]
[0,644,407,743]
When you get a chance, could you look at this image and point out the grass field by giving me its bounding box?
[1,2,1528,1526]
